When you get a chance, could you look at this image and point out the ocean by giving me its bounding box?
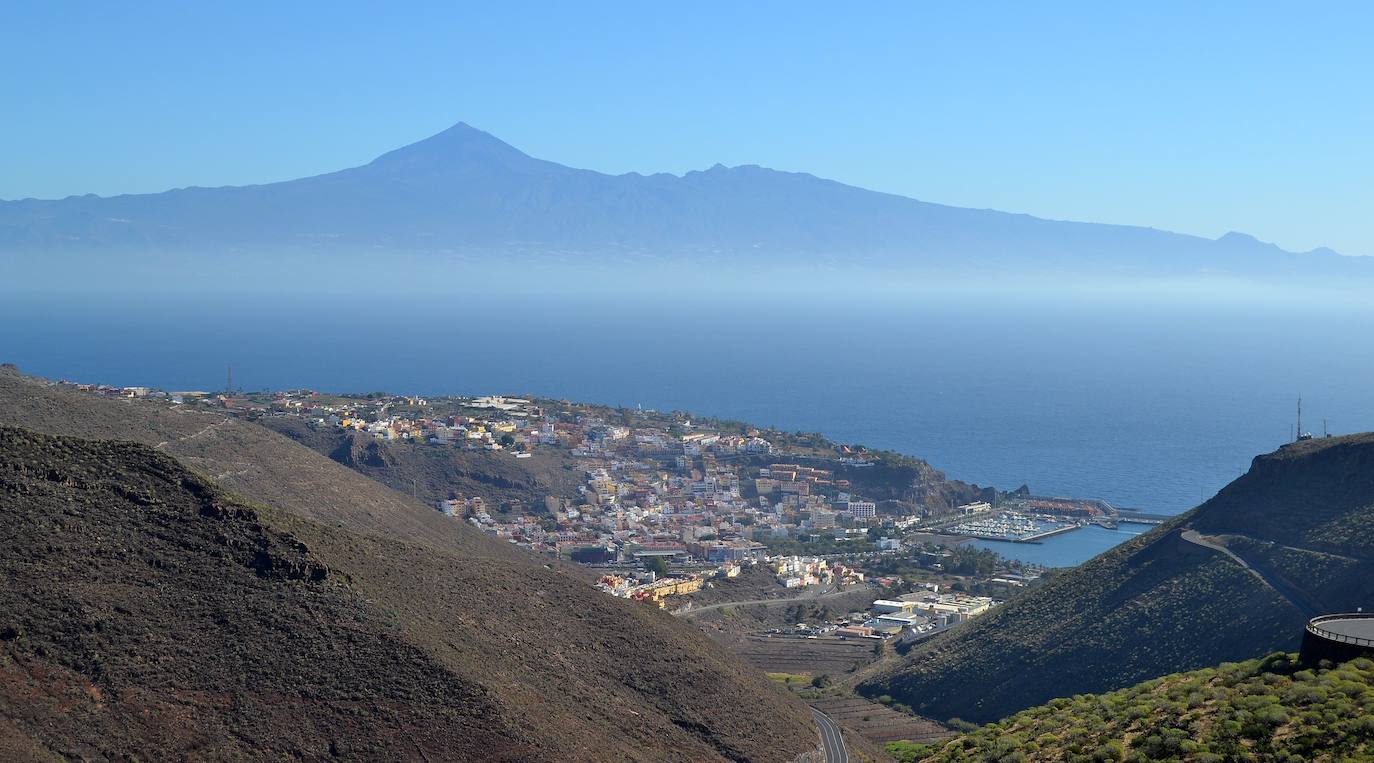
[4,286,1371,566]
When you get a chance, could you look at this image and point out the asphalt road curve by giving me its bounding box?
[811,707,848,763]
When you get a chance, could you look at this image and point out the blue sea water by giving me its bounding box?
[969,525,1149,568]
[3,287,1371,569]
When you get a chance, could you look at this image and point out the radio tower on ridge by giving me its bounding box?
[1296,396,1313,442]
[226,365,233,395]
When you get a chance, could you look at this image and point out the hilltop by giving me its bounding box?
[2,122,1362,285]
[893,653,1374,762]
[0,370,819,761]
[861,433,1374,724]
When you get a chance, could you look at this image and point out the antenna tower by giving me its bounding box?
[226,365,233,395]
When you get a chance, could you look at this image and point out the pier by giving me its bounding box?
[1114,509,1172,525]
[1016,523,1082,543]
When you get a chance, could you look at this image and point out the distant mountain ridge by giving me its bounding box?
[0,122,1361,280]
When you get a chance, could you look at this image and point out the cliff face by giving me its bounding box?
[861,433,1374,724]
[1190,433,1374,557]
[0,371,818,762]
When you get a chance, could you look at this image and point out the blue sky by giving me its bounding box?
[3,2,1370,255]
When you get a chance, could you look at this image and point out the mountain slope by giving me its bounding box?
[0,367,506,558]
[899,653,1374,762]
[0,122,1359,280]
[0,428,526,760]
[0,371,819,761]
[260,415,584,513]
[860,433,1374,724]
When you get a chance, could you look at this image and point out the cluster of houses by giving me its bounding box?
[461,414,898,567]
[768,556,866,589]
[267,396,910,589]
[594,564,741,608]
[52,377,1038,628]
[592,554,874,610]
[58,379,931,592]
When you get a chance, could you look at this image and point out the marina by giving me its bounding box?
[935,497,1175,566]
[969,524,1150,568]
[939,510,1083,544]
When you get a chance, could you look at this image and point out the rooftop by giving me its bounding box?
[1314,615,1374,642]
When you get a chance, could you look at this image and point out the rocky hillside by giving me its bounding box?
[0,368,505,559]
[0,370,819,761]
[861,433,1374,724]
[260,416,583,513]
[0,428,523,760]
[895,653,1374,762]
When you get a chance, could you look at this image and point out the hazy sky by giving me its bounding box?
[3,2,1370,256]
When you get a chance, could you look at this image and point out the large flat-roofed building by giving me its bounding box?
[867,613,926,634]
[872,599,914,615]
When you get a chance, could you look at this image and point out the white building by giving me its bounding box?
[848,501,877,520]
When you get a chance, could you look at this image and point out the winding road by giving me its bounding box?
[1179,529,1319,618]
[811,708,848,763]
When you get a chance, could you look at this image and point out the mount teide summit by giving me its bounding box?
[0,122,1359,281]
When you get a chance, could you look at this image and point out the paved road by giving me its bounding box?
[811,708,848,763]
[1180,529,1319,618]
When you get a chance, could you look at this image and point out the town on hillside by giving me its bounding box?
[56,379,1156,646]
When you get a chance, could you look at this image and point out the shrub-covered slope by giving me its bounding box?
[862,434,1374,724]
[902,653,1374,762]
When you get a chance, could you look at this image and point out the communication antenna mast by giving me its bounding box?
[226,365,233,395]
[1295,397,1313,441]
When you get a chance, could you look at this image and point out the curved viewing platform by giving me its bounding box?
[1300,614,1374,667]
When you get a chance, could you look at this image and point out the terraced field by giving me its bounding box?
[736,635,879,675]
[811,697,952,745]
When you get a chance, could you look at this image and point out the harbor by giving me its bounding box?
[967,524,1149,568]
[935,496,1174,551]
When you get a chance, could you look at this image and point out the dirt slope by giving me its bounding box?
[0,369,498,557]
[0,370,818,761]
[0,428,527,760]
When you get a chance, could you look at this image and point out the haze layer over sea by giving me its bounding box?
[4,280,1371,519]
